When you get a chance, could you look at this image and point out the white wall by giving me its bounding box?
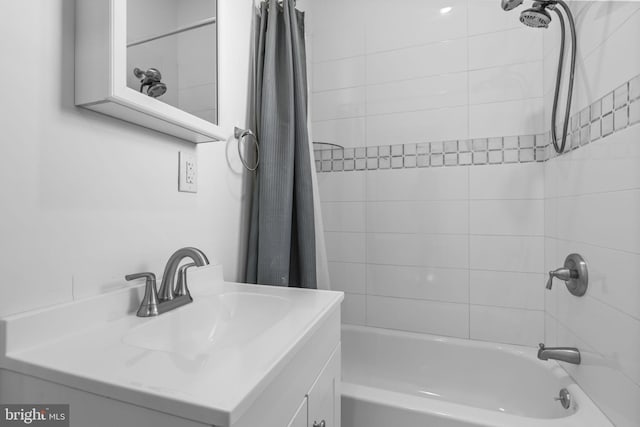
[0,0,254,317]
[543,3,640,426]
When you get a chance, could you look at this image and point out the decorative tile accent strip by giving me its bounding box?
[315,73,640,173]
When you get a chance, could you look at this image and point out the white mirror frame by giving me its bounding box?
[75,0,227,143]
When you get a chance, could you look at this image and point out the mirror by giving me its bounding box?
[126,0,218,125]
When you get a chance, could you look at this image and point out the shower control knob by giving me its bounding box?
[545,253,588,297]
[312,421,325,427]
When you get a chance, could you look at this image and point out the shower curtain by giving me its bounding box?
[245,0,328,289]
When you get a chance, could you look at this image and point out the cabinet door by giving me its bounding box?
[307,345,341,427]
[287,397,308,427]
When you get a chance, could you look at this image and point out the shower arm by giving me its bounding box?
[549,0,577,154]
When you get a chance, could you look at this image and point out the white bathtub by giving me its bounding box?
[341,325,612,427]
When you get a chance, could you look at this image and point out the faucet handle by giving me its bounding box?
[125,272,159,317]
[175,263,196,298]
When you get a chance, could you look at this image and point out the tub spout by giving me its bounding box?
[538,343,581,365]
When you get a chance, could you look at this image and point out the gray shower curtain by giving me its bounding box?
[245,0,317,289]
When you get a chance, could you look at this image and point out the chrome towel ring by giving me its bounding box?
[234,127,259,171]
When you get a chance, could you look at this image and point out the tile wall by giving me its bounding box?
[318,162,546,346]
[309,0,545,148]
[543,3,640,426]
[310,0,548,346]
[311,2,640,424]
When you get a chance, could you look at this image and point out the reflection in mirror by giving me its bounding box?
[126,0,218,124]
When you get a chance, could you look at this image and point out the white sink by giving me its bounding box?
[122,292,291,358]
[0,265,343,426]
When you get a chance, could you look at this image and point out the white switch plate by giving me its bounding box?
[178,151,197,193]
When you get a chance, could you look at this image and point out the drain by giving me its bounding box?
[555,388,571,409]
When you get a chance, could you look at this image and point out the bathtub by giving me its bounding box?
[341,325,612,427]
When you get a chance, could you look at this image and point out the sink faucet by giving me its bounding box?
[538,343,581,365]
[125,247,209,317]
[157,247,209,301]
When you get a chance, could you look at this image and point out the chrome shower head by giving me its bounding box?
[146,82,167,98]
[133,67,167,98]
[520,2,552,28]
[501,0,524,11]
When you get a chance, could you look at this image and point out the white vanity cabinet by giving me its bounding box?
[0,269,343,427]
[288,398,309,427]
[286,345,341,427]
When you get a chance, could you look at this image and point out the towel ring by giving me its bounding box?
[234,127,259,171]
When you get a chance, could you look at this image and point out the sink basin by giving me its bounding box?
[123,292,291,358]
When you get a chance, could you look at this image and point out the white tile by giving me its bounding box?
[328,262,365,295]
[365,0,468,53]
[366,201,468,234]
[367,233,469,269]
[311,118,366,149]
[311,87,365,121]
[469,98,545,138]
[321,202,365,232]
[572,1,640,60]
[470,235,544,273]
[544,238,560,319]
[317,171,366,202]
[470,199,544,236]
[470,270,545,310]
[366,38,467,85]
[576,11,640,112]
[367,295,469,338]
[366,106,469,146]
[555,190,640,254]
[470,163,544,200]
[367,167,469,201]
[366,72,468,116]
[544,196,558,238]
[544,125,640,197]
[469,61,544,104]
[468,0,523,35]
[312,56,366,91]
[469,28,543,70]
[556,291,640,386]
[342,293,366,325]
[554,239,640,321]
[544,313,558,347]
[470,305,544,346]
[367,264,469,304]
[325,232,366,263]
[311,0,366,62]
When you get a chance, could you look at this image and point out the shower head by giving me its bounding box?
[146,82,167,98]
[520,2,552,28]
[133,67,167,98]
[501,0,524,11]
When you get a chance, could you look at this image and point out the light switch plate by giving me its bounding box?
[178,151,197,193]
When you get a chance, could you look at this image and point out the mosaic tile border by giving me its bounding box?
[315,73,640,173]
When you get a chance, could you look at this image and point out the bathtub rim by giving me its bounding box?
[341,324,614,427]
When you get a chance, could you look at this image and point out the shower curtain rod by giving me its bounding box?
[127,17,216,48]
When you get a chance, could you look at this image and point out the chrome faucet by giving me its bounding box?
[538,343,581,365]
[125,247,209,317]
[157,247,209,301]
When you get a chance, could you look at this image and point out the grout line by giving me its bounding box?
[545,235,640,257]
[312,58,543,95]
[311,25,537,66]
